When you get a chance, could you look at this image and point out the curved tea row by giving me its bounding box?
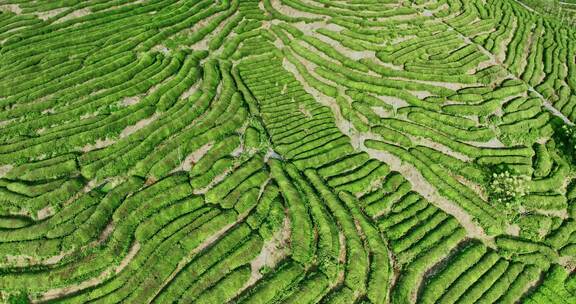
[0,0,575,303]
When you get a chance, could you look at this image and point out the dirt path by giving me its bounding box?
[286,18,471,107]
[269,0,325,20]
[146,207,254,303]
[243,216,290,288]
[413,136,471,161]
[0,165,13,178]
[54,8,91,24]
[281,57,355,141]
[193,166,233,194]
[81,138,116,152]
[363,146,494,246]
[80,113,159,152]
[291,21,375,61]
[36,241,141,303]
[510,0,538,14]
[35,8,67,21]
[120,96,141,107]
[464,137,506,148]
[281,49,495,246]
[0,4,22,14]
[185,9,229,51]
[6,204,116,269]
[173,141,214,172]
[120,113,159,138]
[435,12,574,126]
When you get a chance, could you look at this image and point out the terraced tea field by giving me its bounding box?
[1,0,576,303]
[519,0,576,23]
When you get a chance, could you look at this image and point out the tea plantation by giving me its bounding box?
[0,0,576,303]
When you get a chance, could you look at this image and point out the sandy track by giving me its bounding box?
[280,46,495,246]
[36,241,141,302]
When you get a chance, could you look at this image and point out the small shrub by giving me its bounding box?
[488,170,529,210]
[555,124,576,164]
[260,265,272,275]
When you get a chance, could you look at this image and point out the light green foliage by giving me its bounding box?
[0,0,575,303]
[488,171,530,209]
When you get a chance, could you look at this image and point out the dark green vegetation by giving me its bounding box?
[0,0,575,303]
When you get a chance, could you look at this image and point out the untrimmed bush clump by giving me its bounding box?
[488,170,530,208]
